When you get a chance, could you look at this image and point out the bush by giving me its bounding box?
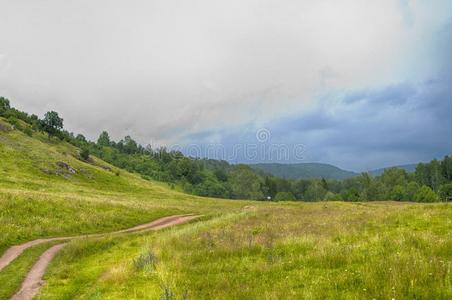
[405,181,420,201]
[438,183,452,201]
[341,188,360,202]
[80,148,90,161]
[141,174,151,181]
[23,127,33,137]
[6,116,20,129]
[133,250,157,272]
[390,185,405,201]
[324,191,342,201]
[413,185,438,203]
[182,182,194,194]
[274,192,296,201]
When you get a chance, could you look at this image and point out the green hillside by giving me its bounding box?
[0,117,247,253]
[250,162,358,179]
[0,117,451,299]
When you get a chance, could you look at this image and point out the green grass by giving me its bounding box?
[0,192,180,254]
[0,118,247,298]
[37,234,165,299]
[0,120,247,253]
[37,202,451,299]
[1,118,451,299]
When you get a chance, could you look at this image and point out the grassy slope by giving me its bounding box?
[0,118,246,299]
[0,118,247,253]
[1,118,451,299]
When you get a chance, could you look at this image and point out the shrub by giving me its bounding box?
[324,191,342,201]
[23,127,33,137]
[390,185,405,201]
[274,192,296,201]
[405,181,420,201]
[413,185,438,202]
[341,188,360,202]
[80,148,90,161]
[438,183,452,201]
[140,174,151,181]
[6,116,20,129]
[133,250,157,272]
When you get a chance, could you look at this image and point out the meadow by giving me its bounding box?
[0,119,451,299]
[38,202,451,300]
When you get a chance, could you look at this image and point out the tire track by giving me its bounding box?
[0,214,195,272]
[1,215,198,300]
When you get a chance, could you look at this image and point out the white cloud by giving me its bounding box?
[0,0,449,145]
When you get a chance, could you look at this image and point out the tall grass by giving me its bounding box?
[37,202,451,299]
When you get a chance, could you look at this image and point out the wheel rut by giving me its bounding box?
[0,214,198,300]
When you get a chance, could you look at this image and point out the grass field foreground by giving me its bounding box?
[38,202,451,299]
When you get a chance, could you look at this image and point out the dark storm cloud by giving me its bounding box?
[180,18,452,171]
[184,76,452,171]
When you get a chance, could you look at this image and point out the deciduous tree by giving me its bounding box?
[41,111,63,139]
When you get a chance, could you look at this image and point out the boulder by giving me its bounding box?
[56,161,76,174]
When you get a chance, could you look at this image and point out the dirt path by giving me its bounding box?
[0,214,197,272]
[7,214,198,300]
[10,244,66,300]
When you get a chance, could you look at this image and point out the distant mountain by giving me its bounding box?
[249,163,358,180]
[368,164,417,176]
[250,162,420,180]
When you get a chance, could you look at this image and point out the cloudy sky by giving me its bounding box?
[1,0,451,171]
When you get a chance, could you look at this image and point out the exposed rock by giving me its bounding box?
[56,161,76,174]
[0,123,12,132]
[100,165,112,172]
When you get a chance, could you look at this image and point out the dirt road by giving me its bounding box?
[0,214,196,272]
[10,244,66,300]
[1,214,198,300]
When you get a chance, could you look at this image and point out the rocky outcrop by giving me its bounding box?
[56,161,76,174]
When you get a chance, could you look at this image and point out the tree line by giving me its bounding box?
[1,96,451,202]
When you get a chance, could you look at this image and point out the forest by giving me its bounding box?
[2,96,451,202]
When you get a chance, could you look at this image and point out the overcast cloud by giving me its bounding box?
[1,0,451,170]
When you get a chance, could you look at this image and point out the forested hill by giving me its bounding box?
[369,164,417,176]
[250,163,357,180]
[250,162,419,180]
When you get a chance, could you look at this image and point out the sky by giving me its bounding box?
[0,0,451,171]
